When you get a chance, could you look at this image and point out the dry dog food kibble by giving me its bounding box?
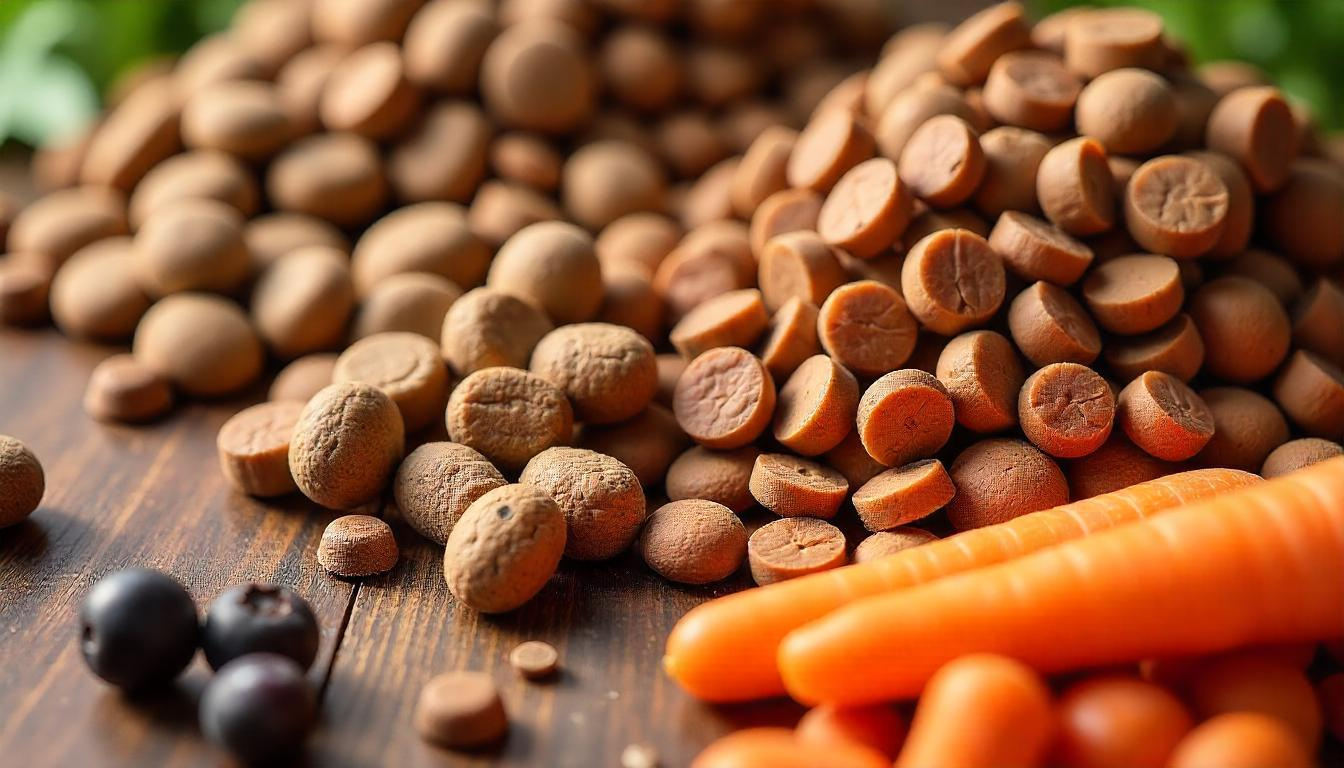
[447,367,572,473]
[673,347,775,450]
[1017,363,1116,459]
[1195,388,1290,472]
[857,369,955,467]
[317,514,399,577]
[758,297,821,381]
[530,323,657,425]
[988,211,1093,286]
[1273,350,1344,438]
[1118,371,1216,462]
[251,246,354,361]
[1082,254,1184,336]
[132,199,251,297]
[289,382,405,510]
[1204,86,1297,193]
[772,355,860,457]
[577,404,688,489]
[0,435,44,528]
[664,445,760,514]
[334,332,449,433]
[269,354,337,403]
[853,527,940,563]
[1063,6,1166,78]
[936,330,1025,434]
[1261,438,1344,479]
[49,238,149,342]
[747,516,847,586]
[1124,156,1230,259]
[816,157,912,259]
[898,116,986,209]
[443,484,566,613]
[1189,277,1291,384]
[757,231,847,312]
[488,221,602,325]
[974,127,1051,217]
[132,293,264,398]
[0,257,52,326]
[441,286,553,376]
[414,671,508,749]
[520,447,645,562]
[352,202,489,297]
[946,438,1068,530]
[638,499,748,585]
[748,453,849,520]
[982,51,1080,133]
[1036,137,1114,236]
[352,272,462,342]
[84,354,174,423]
[393,442,506,546]
[510,641,559,681]
[852,459,955,533]
[817,280,917,377]
[217,401,304,498]
[901,229,1005,336]
[1075,68,1177,155]
[670,289,770,359]
[1103,314,1205,383]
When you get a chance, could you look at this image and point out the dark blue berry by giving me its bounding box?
[78,568,199,691]
[203,583,319,671]
[200,653,316,765]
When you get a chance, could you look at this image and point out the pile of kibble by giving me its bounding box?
[3,0,1344,762]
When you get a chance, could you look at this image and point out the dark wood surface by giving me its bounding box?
[0,328,799,767]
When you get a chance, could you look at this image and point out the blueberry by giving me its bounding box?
[200,653,316,764]
[203,583,319,671]
[78,568,200,691]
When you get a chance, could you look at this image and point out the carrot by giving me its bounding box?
[690,727,889,768]
[779,457,1344,705]
[894,654,1052,768]
[1166,713,1313,768]
[664,467,1258,701]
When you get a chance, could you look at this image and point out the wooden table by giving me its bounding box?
[0,328,803,767]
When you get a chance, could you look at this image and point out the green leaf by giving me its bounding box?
[5,54,98,145]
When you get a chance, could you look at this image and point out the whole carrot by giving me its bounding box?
[691,727,889,768]
[664,468,1258,702]
[779,457,1344,705]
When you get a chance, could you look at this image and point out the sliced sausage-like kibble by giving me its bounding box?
[730,126,797,219]
[1117,370,1216,462]
[856,369,955,467]
[1082,254,1184,335]
[1185,150,1253,258]
[217,401,304,498]
[758,231,848,312]
[988,210,1093,286]
[1124,156,1230,259]
[1263,158,1344,272]
[817,157,913,259]
[669,288,770,359]
[1205,86,1298,193]
[749,187,823,257]
[1017,363,1115,459]
[982,50,1080,132]
[1291,279,1344,366]
[853,527,940,563]
[935,0,1032,86]
[936,330,1024,434]
[747,516,847,586]
[874,83,976,162]
[1272,350,1344,439]
[823,429,888,491]
[758,297,821,382]
[901,228,1005,336]
[1261,438,1344,479]
[1008,281,1102,367]
[1063,7,1166,79]
[673,347,776,450]
[773,355,860,457]
[817,280,918,378]
[974,126,1051,217]
[1037,137,1115,236]
[748,453,849,520]
[785,109,875,193]
[898,116,986,209]
[1104,313,1205,383]
[852,459,955,533]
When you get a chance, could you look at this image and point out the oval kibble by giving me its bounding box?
[758,231,848,313]
[562,140,667,231]
[414,671,509,749]
[48,237,149,342]
[1189,277,1291,384]
[181,80,293,162]
[0,434,44,528]
[936,330,1024,434]
[243,212,349,273]
[320,42,420,140]
[1292,279,1344,367]
[479,20,595,134]
[394,442,506,546]
[673,347,775,450]
[852,459,955,533]
[490,132,563,193]
[488,221,603,324]
[577,404,688,489]
[289,382,405,510]
[1273,351,1344,439]
[334,332,449,434]
[530,323,657,425]
[266,133,388,228]
[84,354,175,424]
[853,527,940,563]
[747,516,847,586]
[1262,438,1344,479]
[989,211,1093,286]
[251,247,355,361]
[78,79,179,192]
[1076,68,1177,155]
[946,438,1069,530]
[1017,363,1115,459]
[128,150,259,228]
[664,445,760,514]
[352,272,462,342]
[447,367,573,473]
[132,294,264,398]
[639,499,748,585]
[352,202,490,297]
[1195,388,1289,472]
[596,265,663,343]
[520,447,645,562]
[388,101,492,204]
[773,355,860,457]
[857,369,956,468]
[974,127,1051,218]
[132,199,251,297]
[468,180,562,250]
[441,287,553,376]
[217,401,304,498]
[759,297,821,382]
[901,229,1005,336]
[318,515,398,577]
[817,280,917,378]
[0,259,51,326]
[1104,314,1205,383]
[269,354,338,404]
[1082,254,1184,336]
[595,212,681,278]
[443,484,566,613]
[1118,371,1216,462]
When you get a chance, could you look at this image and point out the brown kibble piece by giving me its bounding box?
[1185,150,1253,259]
[653,220,754,322]
[510,641,559,681]
[403,0,496,94]
[394,442,506,546]
[1189,277,1291,384]
[936,1,1031,86]
[443,483,566,613]
[673,347,775,450]
[749,453,848,519]
[1018,363,1115,459]
[857,369,955,467]
[1292,279,1344,367]
[786,109,875,193]
[489,221,602,324]
[639,499,748,585]
[1075,69,1177,155]
[1273,351,1344,439]
[982,51,1080,132]
[731,126,796,219]
[577,404,688,489]
[275,45,345,135]
[936,330,1024,434]
[447,368,572,473]
[974,127,1051,217]
[657,113,729,184]
[1067,432,1173,500]
[852,459,955,532]
[1104,313,1205,383]
[670,289,769,359]
[252,247,354,360]
[441,287,553,376]
[269,354,338,404]
[289,382,405,510]
[490,132,562,192]
[901,229,1005,335]
[1037,137,1115,236]
[1195,387,1289,472]
[596,212,680,278]
[530,323,657,425]
[132,199,251,297]
[1205,86,1298,193]
[388,101,491,204]
[0,435,43,528]
[1008,281,1101,367]
[898,116,985,209]
[7,187,127,270]
[1082,254,1184,335]
[758,231,847,313]
[217,401,304,498]
[84,354,174,424]
[817,157,913,258]
[665,446,760,514]
[1262,438,1344,479]
[562,140,666,231]
[353,202,490,297]
[128,150,258,228]
[334,332,448,433]
[600,25,682,113]
[181,81,292,162]
[310,0,419,46]
[266,133,387,227]
[479,20,595,134]
[1124,156,1230,259]
[823,429,888,491]
[244,212,349,272]
[818,280,918,378]
[747,517,846,586]
[773,355,859,457]
[414,671,508,748]
[353,272,462,343]
[520,447,645,561]
[759,297,821,382]
[749,187,823,258]
[1118,371,1215,461]
[321,42,419,139]
[132,294,263,398]
[1264,158,1344,272]
[597,266,663,343]
[468,180,562,249]
[989,211,1093,286]
[79,79,179,191]
[946,438,1069,530]
[1063,7,1165,79]
[853,527,940,563]
[874,82,975,163]
[0,257,51,326]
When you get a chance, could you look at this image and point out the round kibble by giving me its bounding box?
[664,445,759,514]
[320,42,419,140]
[1189,277,1291,384]
[749,453,848,520]
[773,355,860,457]
[334,333,449,433]
[132,294,263,398]
[447,367,573,473]
[562,140,667,231]
[318,515,399,577]
[899,116,986,209]
[479,20,595,134]
[1205,86,1297,193]
[1273,351,1344,439]
[1118,371,1215,462]
[251,246,354,360]
[1017,363,1115,459]
[597,265,662,342]
[852,459,955,533]
[936,330,1024,434]
[0,255,51,325]
[530,323,657,425]
[1225,250,1299,302]
[173,34,266,94]
[488,221,602,324]
[1262,438,1344,479]
[0,435,43,528]
[988,211,1093,286]
[520,447,645,561]
[901,229,1005,336]
[638,499,748,585]
[78,80,179,192]
[601,25,682,112]
[1264,159,1344,272]
[181,80,292,161]
[749,187,823,258]
[982,50,1080,132]
[786,108,875,193]
[1104,314,1205,383]
[128,150,259,228]
[974,127,1051,218]
[510,641,559,681]
[577,404,688,489]
[243,212,349,272]
[673,347,776,450]
[47,237,146,341]
[394,442,506,546]
[1037,137,1115,236]
[1082,254,1183,335]
[595,212,681,278]
[946,438,1069,530]
[676,150,736,227]
[857,370,955,468]
[747,517,847,586]
[1125,156,1230,259]
[1195,388,1289,472]
[1008,281,1102,367]
[132,199,251,297]
[441,286,553,376]
[1067,432,1174,500]
[351,272,462,342]
[1076,69,1177,155]
[443,484,567,613]
[817,157,913,258]
[490,132,563,192]
[759,297,821,382]
[670,289,770,359]
[653,222,755,321]
[874,81,975,163]
[84,354,174,424]
[1292,279,1344,367]
[935,0,1030,85]
[403,0,495,93]
[289,382,405,510]
[414,671,509,748]
[266,133,387,228]
[467,180,563,250]
[275,45,345,135]
[853,527,940,563]
[352,203,489,298]
[758,231,848,313]
[1063,7,1165,79]
[817,280,917,377]
[1185,150,1253,259]
[269,354,337,404]
[388,101,492,204]
[217,401,304,498]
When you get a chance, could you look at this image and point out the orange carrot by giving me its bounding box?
[779,457,1344,705]
[690,727,889,768]
[894,654,1053,768]
[664,468,1259,701]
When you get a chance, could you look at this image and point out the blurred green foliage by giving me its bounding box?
[1033,0,1344,129]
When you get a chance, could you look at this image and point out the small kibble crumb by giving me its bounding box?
[0,434,44,528]
[317,515,399,577]
[509,641,559,681]
[621,743,660,768]
[414,671,508,749]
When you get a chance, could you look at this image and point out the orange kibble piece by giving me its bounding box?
[1117,371,1215,462]
[773,355,860,457]
[851,459,955,533]
[673,347,776,450]
[856,369,955,468]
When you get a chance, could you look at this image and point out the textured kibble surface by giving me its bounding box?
[853,527,940,563]
[510,641,560,681]
[393,442,507,547]
[0,435,44,528]
[747,516,847,586]
[318,514,399,578]
[519,447,645,562]
[852,459,955,533]
[664,445,759,514]
[333,332,448,434]
[857,369,955,468]
[530,323,657,425]
[748,453,849,520]
[446,367,573,473]
[443,484,567,614]
[414,671,508,748]
[639,499,747,585]
[217,401,303,498]
[673,347,775,450]
[946,438,1069,530]
[289,382,405,510]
